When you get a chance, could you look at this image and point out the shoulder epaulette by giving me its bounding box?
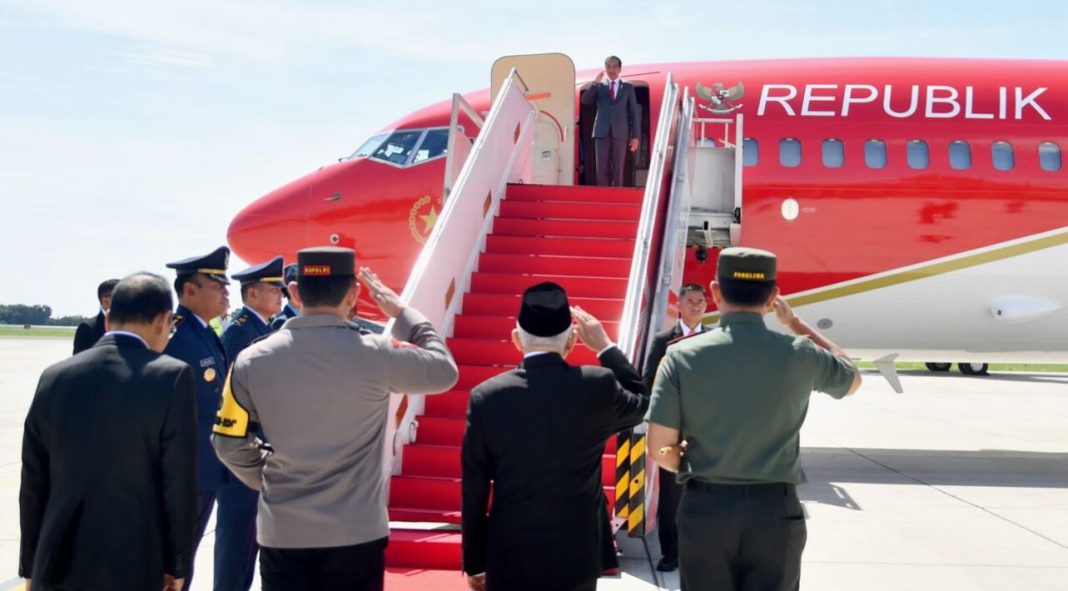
[172,314,185,329]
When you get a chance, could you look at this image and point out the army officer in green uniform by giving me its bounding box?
[647,247,862,591]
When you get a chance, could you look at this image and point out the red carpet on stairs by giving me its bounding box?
[386,183,643,571]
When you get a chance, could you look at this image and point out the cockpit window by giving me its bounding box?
[350,133,388,159]
[370,130,422,165]
[412,129,449,164]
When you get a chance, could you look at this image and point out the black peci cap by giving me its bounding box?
[517,282,572,337]
[297,247,356,279]
[716,247,777,282]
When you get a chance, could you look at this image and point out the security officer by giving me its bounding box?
[223,256,285,361]
[164,246,250,591]
[646,247,862,591]
[212,247,458,591]
[269,263,299,330]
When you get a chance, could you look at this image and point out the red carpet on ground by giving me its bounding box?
[385,567,469,591]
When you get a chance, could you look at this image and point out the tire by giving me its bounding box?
[958,362,990,376]
[925,362,952,372]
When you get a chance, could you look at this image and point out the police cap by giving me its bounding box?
[716,247,777,282]
[165,246,231,284]
[232,256,285,287]
[518,282,572,337]
[297,247,355,279]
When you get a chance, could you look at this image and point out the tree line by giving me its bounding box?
[0,304,91,326]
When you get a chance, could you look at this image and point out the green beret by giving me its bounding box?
[716,247,777,282]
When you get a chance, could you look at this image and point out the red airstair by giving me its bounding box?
[384,183,643,578]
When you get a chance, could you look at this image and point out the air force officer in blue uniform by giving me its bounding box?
[270,263,299,331]
[165,246,252,591]
[223,256,285,361]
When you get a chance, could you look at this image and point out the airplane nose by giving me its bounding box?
[227,174,314,264]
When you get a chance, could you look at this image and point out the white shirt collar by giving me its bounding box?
[678,319,703,337]
[105,330,149,348]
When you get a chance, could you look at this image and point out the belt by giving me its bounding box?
[684,480,795,497]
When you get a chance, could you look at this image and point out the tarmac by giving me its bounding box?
[2,337,1066,590]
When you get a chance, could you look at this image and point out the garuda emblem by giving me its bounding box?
[695,82,745,114]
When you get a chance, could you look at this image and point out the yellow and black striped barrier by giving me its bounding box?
[614,430,631,520]
[626,429,648,537]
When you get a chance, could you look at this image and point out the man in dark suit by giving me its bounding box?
[461,282,649,591]
[581,55,641,187]
[20,272,196,591]
[72,278,119,354]
[641,283,708,572]
[164,246,245,591]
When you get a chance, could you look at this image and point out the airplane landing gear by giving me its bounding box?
[925,362,952,372]
[958,362,990,376]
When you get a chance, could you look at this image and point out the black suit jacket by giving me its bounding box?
[461,348,649,590]
[71,311,106,355]
[642,323,705,390]
[20,334,197,589]
[581,80,641,140]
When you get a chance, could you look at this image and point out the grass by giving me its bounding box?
[0,325,76,339]
[856,361,1068,373]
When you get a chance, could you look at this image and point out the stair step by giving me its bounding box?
[416,416,467,446]
[389,476,461,511]
[402,444,462,478]
[456,365,509,390]
[478,253,631,278]
[506,183,644,204]
[447,338,600,367]
[499,200,641,221]
[470,273,628,298]
[493,218,638,240]
[462,293,624,321]
[423,390,470,419]
[388,507,462,525]
[386,529,463,569]
[485,235,635,258]
[453,315,620,341]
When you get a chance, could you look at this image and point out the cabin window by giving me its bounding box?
[779,138,801,167]
[371,130,424,165]
[743,138,759,166]
[907,140,929,170]
[1039,142,1062,172]
[412,128,449,164]
[949,141,971,170]
[350,133,388,159]
[992,141,1015,171]
[822,139,844,168]
[864,139,887,169]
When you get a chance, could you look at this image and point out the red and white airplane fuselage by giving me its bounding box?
[228,58,1068,364]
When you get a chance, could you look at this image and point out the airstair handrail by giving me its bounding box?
[381,69,536,480]
[644,88,696,367]
[617,73,681,363]
[443,93,486,199]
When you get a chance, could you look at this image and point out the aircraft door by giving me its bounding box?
[491,53,576,185]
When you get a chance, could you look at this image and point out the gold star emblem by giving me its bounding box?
[419,207,439,234]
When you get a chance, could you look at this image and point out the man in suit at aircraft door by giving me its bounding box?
[581,55,641,187]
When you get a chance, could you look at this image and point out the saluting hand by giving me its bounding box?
[594,70,605,84]
[770,296,798,330]
[358,267,405,318]
[571,306,611,352]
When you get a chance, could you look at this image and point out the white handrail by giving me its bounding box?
[443,93,486,199]
[381,69,535,480]
[617,73,680,360]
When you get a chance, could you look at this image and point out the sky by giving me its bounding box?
[2,0,1066,316]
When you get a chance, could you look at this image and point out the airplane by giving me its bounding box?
[227,56,1068,376]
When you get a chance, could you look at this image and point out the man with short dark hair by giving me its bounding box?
[647,247,862,591]
[642,282,708,572]
[72,278,120,354]
[213,247,458,591]
[581,55,641,187]
[21,272,196,591]
[461,282,650,591]
[164,246,242,591]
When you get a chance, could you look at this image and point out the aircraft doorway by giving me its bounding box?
[577,83,651,188]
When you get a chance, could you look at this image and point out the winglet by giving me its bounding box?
[872,353,903,394]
